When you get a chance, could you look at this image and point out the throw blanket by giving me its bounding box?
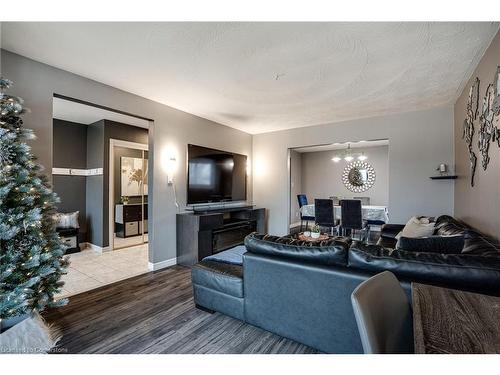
[0,312,62,354]
[203,245,246,265]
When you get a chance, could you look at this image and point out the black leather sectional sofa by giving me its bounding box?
[191,215,500,353]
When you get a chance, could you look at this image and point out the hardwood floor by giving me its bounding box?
[44,265,318,354]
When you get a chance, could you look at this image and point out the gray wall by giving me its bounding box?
[253,107,455,235]
[1,50,252,265]
[454,30,500,238]
[289,150,302,224]
[85,121,105,246]
[301,145,389,206]
[53,119,87,169]
[52,119,88,242]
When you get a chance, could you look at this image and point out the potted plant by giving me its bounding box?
[311,224,321,239]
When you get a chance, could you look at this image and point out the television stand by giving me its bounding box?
[176,206,265,266]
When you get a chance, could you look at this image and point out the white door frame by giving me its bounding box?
[109,139,149,250]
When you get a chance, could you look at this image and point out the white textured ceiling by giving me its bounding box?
[53,97,150,128]
[2,22,499,134]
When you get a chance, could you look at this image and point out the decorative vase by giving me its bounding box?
[311,232,320,239]
[303,231,311,237]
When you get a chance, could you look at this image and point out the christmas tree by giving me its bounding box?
[0,78,69,322]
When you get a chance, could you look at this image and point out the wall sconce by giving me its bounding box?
[166,157,177,185]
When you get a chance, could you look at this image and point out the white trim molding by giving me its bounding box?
[52,167,103,176]
[148,258,177,271]
[82,242,111,253]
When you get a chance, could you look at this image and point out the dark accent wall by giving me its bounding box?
[53,119,88,168]
[454,30,500,238]
[52,118,147,247]
[52,119,88,242]
[85,121,105,246]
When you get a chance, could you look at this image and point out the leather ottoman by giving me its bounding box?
[191,260,245,320]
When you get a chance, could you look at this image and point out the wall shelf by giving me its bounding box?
[429,175,458,180]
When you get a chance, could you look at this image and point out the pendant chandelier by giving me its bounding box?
[331,143,367,163]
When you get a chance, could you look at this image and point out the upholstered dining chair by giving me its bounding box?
[297,194,315,231]
[353,196,370,206]
[351,271,414,354]
[339,199,367,241]
[329,196,341,205]
[314,199,339,236]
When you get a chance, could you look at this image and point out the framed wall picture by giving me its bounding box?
[121,156,148,197]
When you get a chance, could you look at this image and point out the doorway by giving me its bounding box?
[51,95,153,298]
[110,140,149,250]
[288,139,389,241]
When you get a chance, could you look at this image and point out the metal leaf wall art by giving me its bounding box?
[465,67,500,187]
[493,66,500,116]
[478,83,495,170]
[463,77,479,186]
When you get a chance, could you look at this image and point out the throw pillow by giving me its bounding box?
[54,211,80,229]
[396,235,465,254]
[396,216,435,239]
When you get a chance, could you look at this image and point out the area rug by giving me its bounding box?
[0,313,62,354]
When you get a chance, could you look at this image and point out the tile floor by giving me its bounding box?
[57,244,149,299]
[113,233,148,249]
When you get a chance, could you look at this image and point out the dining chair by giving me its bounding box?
[329,196,341,205]
[339,199,367,241]
[297,194,315,231]
[351,271,414,354]
[353,196,370,205]
[314,199,339,236]
[365,219,386,244]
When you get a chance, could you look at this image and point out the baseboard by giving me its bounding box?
[148,257,177,271]
[82,242,111,253]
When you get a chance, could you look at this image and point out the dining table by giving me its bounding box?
[300,204,389,223]
[412,282,500,353]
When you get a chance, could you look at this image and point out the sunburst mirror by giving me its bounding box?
[342,161,376,193]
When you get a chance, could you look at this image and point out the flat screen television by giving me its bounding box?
[187,144,247,205]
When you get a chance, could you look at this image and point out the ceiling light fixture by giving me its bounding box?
[343,143,354,161]
[358,153,368,161]
[331,143,368,163]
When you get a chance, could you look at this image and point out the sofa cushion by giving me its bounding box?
[396,235,465,254]
[434,215,500,257]
[244,233,351,266]
[348,243,500,293]
[191,260,243,298]
[203,245,246,265]
[396,216,435,239]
